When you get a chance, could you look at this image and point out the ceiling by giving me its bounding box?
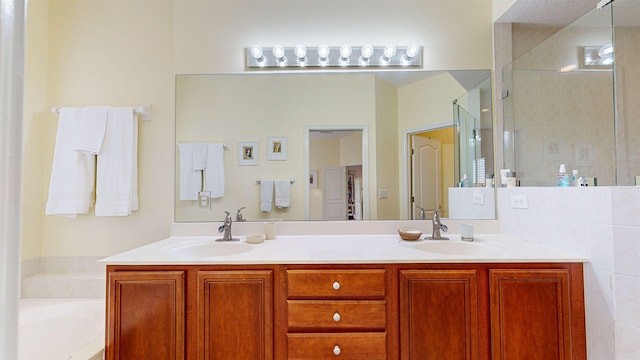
[496,0,600,26]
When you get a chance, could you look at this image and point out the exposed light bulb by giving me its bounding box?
[317,44,330,60]
[405,44,419,59]
[250,46,264,62]
[272,44,286,60]
[360,45,374,59]
[383,45,396,60]
[339,44,352,59]
[294,44,307,60]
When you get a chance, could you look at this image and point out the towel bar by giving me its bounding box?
[51,105,152,121]
[256,178,295,184]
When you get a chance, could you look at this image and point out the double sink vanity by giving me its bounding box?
[101,233,588,360]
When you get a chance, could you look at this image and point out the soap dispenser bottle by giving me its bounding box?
[557,164,570,187]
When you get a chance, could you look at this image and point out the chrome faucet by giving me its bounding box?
[236,207,246,222]
[216,211,239,241]
[425,208,449,240]
[416,205,427,220]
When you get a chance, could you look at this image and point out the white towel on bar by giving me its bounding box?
[204,143,225,198]
[178,143,201,200]
[192,143,208,171]
[260,179,274,212]
[274,179,291,208]
[73,106,108,154]
[94,107,139,216]
[45,107,96,217]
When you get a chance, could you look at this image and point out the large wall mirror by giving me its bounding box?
[175,71,494,222]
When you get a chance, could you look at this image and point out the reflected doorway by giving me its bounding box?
[408,127,455,219]
[305,127,368,220]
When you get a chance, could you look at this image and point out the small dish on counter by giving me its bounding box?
[245,234,265,244]
[397,228,422,241]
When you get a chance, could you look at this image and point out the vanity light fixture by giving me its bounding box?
[245,44,423,70]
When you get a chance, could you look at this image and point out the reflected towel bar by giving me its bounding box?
[51,105,152,121]
[257,178,295,184]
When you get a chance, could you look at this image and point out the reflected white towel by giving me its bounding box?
[274,179,291,208]
[260,180,273,212]
[74,106,108,154]
[95,107,139,216]
[46,107,96,217]
[192,143,208,171]
[204,143,224,198]
[178,144,201,200]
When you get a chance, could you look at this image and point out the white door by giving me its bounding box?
[411,136,441,219]
[323,166,347,220]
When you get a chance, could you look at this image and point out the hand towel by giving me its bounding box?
[192,143,208,171]
[95,107,139,216]
[260,179,274,212]
[73,106,108,154]
[204,143,225,198]
[274,179,291,208]
[178,143,202,200]
[45,107,96,217]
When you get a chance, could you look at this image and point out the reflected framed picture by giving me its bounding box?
[237,142,258,166]
[309,169,318,189]
[267,137,287,161]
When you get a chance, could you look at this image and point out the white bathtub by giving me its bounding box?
[19,298,105,360]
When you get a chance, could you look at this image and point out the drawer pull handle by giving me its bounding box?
[333,312,341,322]
[333,345,341,356]
[332,281,341,290]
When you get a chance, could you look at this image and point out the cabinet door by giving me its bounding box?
[490,269,571,360]
[106,271,185,360]
[399,270,479,360]
[197,270,273,360]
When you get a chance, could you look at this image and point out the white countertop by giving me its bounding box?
[99,233,588,265]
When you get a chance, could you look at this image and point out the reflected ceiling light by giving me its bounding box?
[598,43,613,57]
[245,44,422,70]
[581,44,614,68]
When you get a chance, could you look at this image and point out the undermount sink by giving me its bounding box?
[162,238,253,258]
[413,240,504,257]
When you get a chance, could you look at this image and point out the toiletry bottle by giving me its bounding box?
[572,169,579,186]
[506,171,517,187]
[485,174,494,187]
[557,164,570,187]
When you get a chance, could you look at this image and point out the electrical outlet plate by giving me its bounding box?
[473,192,484,205]
[510,194,529,209]
[198,191,211,209]
[378,189,389,199]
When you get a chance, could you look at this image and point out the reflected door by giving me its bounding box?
[412,136,441,219]
[323,166,347,220]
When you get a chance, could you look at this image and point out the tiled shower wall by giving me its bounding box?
[497,187,640,360]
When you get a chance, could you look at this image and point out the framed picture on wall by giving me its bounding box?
[238,142,258,166]
[309,169,318,189]
[267,137,287,161]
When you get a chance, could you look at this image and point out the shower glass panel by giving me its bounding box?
[454,103,483,187]
[502,3,616,186]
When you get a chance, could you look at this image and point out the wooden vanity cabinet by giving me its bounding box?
[106,262,585,360]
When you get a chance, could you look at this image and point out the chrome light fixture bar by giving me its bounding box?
[246,44,422,70]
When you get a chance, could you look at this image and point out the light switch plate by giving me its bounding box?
[510,194,529,209]
[378,189,389,199]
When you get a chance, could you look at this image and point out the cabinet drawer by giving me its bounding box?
[287,332,386,360]
[287,269,386,298]
[287,300,386,330]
